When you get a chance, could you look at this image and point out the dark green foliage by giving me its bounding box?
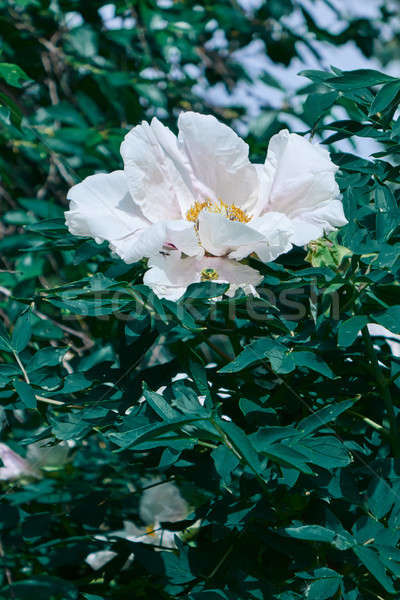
[1,1,400,599]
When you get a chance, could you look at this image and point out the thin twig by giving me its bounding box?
[36,395,65,406]
[35,309,94,349]
[204,338,233,363]
[13,351,65,406]
[13,351,29,384]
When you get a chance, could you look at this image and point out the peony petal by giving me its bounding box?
[86,550,117,571]
[252,163,274,218]
[291,199,347,245]
[197,211,265,257]
[111,220,202,264]
[143,251,262,301]
[150,117,203,213]
[229,212,294,262]
[139,481,189,524]
[208,256,263,297]
[109,222,166,263]
[261,130,346,244]
[165,220,203,257]
[26,440,70,469]
[178,112,259,214]
[121,120,194,222]
[114,521,177,548]
[265,129,338,211]
[65,170,148,244]
[143,252,197,301]
[0,443,38,480]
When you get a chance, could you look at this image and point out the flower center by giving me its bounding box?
[201,268,219,281]
[145,525,157,539]
[186,198,251,224]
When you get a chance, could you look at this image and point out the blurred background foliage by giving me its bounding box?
[2,1,400,599]
[1,0,400,201]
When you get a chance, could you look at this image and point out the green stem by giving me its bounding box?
[362,327,400,457]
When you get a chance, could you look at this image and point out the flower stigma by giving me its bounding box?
[201,268,219,281]
[186,198,251,224]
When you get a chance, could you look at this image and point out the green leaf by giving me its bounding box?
[66,26,98,58]
[252,432,313,474]
[283,524,336,543]
[187,358,212,408]
[110,416,206,450]
[370,80,400,115]
[219,338,289,374]
[260,71,285,90]
[375,185,399,241]
[326,69,397,90]
[305,568,342,600]
[353,545,396,594]
[216,418,264,480]
[11,312,32,353]
[297,436,351,469]
[143,386,179,421]
[338,316,369,347]
[211,444,240,486]
[9,576,78,599]
[162,550,195,584]
[14,380,37,409]
[367,478,396,520]
[0,62,31,87]
[0,323,13,353]
[303,91,337,125]
[299,69,334,83]
[182,282,229,299]
[297,399,355,435]
[27,347,67,372]
[293,351,334,378]
[373,306,400,334]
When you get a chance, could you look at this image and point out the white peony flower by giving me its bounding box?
[143,250,263,301]
[86,480,193,571]
[0,443,38,480]
[65,112,346,298]
[113,479,191,549]
[0,441,70,481]
[65,112,295,265]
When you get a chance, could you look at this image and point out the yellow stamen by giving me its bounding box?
[145,525,157,538]
[186,199,211,222]
[201,268,219,281]
[186,198,251,224]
